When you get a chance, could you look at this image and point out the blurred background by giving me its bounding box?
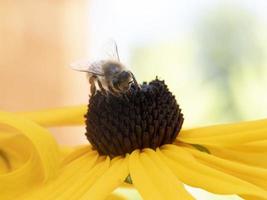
[1,0,267,199]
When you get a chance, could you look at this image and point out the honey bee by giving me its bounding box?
[70,41,139,96]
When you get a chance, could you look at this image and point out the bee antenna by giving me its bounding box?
[115,44,120,62]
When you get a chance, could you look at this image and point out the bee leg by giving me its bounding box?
[108,85,120,97]
[130,72,140,89]
[95,77,107,95]
[89,76,97,97]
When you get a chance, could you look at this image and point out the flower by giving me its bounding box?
[1,80,267,200]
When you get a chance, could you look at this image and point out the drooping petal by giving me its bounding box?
[179,119,267,146]
[129,149,194,200]
[159,144,267,199]
[0,111,60,199]
[185,146,267,194]
[80,156,129,200]
[17,105,87,127]
[0,110,114,200]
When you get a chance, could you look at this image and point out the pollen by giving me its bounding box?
[85,78,184,157]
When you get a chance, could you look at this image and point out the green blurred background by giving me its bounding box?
[129,5,267,128]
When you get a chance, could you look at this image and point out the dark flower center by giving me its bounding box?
[85,78,184,157]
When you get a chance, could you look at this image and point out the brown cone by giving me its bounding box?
[85,78,184,157]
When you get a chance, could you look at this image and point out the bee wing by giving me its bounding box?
[100,39,120,62]
[70,40,120,75]
[70,60,104,76]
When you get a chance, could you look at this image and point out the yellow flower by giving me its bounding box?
[1,80,267,200]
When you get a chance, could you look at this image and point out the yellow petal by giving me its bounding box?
[159,144,267,199]
[0,111,60,179]
[60,156,110,200]
[186,147,267,192]
[129,150,164,200]
[105,193,127,200]
[180,118,267,138]
[179,128,267,146]
[80,156,129,200]
[61,145,95,166]
[241,195,267,200]
[17,105,87,127]
[59,146,76,160]
[230,140,267,153]
[208,145,267,169]
[129,149,194,200]
[179,118,267,146]
[0,149,10,174]
[0,111,59,199]
[21,150,108,200]
[144,149,195,200]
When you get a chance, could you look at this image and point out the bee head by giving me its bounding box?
[113,71,132,92]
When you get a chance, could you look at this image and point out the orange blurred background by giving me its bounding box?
[0,1,90,145]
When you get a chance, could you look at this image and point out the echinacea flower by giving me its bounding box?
[1,79,267,200]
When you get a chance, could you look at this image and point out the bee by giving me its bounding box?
[70,41,139,96]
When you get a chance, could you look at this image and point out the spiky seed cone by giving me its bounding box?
[85,78,184,157]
